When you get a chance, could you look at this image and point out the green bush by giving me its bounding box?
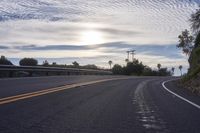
[19,58,38,66]
[112,64,123,75]
[112,59,171,76]
[0,56,13,65]
[188,47,200,73]
[181,66,200,82]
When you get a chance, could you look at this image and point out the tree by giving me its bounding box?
[124,61,145,75]
[125,59,129,64]
[190,7,200,48]
[19,58,38,66]
[190,7,200,33]
[111,57,171,76]
[43,60,49,66]
[159,68,171,76]
[0,55,13,65]
[52,62,57,66]
[171,67,175,75]
[179,65,183,76]
[194,32,200,48]
[82,64,98,69]
[157,64,161,70]
[177,29,194,56]
[72,61,79,68]
[108,60,113,69]
[142,66,154,76]
[112,64,123,75]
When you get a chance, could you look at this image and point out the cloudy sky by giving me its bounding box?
[0,0,199,75]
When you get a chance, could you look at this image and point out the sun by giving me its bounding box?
[80,30,104,45]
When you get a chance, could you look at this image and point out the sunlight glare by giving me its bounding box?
[80,30,104,45]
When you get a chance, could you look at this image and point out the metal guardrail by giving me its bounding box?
[0,65,112,77]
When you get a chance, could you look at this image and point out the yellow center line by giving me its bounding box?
[0,77,131,105]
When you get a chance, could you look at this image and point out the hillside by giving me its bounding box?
[180,47,200,95]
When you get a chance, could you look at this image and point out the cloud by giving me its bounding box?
[10,41,172,50]
[0,0,87,22]
[98,28,140,36]
[0,20,143,46]
[0,45,9,49]
[6,41,182,60]
[0,0,199,23]
[14,44,88,51]
[0,0,197,75]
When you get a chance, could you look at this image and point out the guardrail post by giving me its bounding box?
[9,71,14,78]
[29,71,33,77]
[46,72,49,76]
[57,72,61,76]
[67,72,70,75]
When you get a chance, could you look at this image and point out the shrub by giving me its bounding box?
[19,58,38,66]
[0,56,13,65]
[112,64,123,75]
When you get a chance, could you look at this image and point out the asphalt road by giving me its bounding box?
[0,75,124,98]
[0,76,200,133]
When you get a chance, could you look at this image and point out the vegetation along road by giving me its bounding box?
[0,76,200,133]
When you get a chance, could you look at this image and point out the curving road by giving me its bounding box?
[0,76,200,133]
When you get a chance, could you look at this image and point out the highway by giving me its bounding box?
[0,76,200,133]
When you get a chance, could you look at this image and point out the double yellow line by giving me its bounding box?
[0,77,130,105]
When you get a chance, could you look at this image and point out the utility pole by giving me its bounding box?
[126,51,130,62]
[130,50,135,62]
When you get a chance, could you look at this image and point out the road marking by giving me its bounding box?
[0,77,131,105]
[162,79,200,110]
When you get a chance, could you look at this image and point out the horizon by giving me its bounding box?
[0,0,198,75]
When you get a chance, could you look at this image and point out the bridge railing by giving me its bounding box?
[0,65,112,78]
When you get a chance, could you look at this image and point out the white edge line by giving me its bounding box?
[162,79,200,110]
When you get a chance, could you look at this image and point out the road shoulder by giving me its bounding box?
[163,79,200,108]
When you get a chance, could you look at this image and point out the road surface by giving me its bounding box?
[0,76,200,133]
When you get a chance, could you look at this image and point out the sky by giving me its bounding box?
[0,0,199,75]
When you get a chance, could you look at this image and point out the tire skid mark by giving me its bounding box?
[131,80,169,133]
